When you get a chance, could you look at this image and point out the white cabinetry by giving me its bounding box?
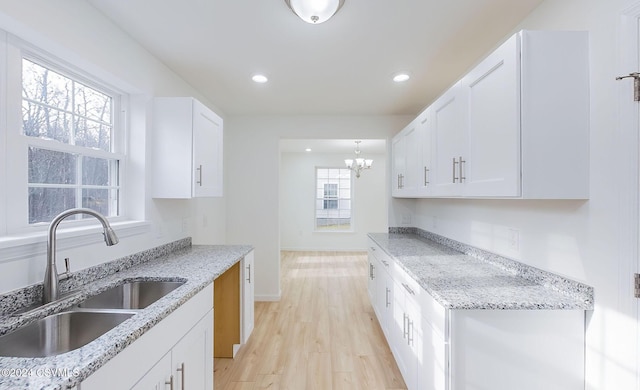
[431,82,467,197]
[394,30,589,199]
[368,241,394,338]
[393,109,433,198]
[81,284,214,390]
[241,251,255,344]
[392,118,422,197]
[152,97,223,198]
[367,240,585,390]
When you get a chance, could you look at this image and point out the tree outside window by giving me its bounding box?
[22,58,120,224]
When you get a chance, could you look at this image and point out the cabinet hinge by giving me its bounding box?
[635,273,640,298]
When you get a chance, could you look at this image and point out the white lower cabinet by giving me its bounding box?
[80,283,214,390]
[367,240,585,390]
[241,251,255,344]
[368,242,393,338]
[130,352,171,390]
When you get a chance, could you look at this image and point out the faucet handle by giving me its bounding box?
[59,258,72,280]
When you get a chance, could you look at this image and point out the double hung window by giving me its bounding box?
[315,168,352,231]
[21,57,122,225]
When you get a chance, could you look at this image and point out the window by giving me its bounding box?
[315,168,352,231]
[21,57,121,224]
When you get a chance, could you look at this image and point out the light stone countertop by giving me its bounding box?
[369,229,593,311]
[0,240,253,390]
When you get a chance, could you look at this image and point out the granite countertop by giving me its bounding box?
[0,241,253,390]
[369,230,593,311]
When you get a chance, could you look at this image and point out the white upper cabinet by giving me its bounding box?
[394,30,589,199]
[392,111,429,198]
[461,34,520,197]
[430,82,467,197]
[392,119,421,197]
[152,97,223,198]
[416,109,433,197]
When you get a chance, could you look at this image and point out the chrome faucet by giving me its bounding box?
[43,208,119,303]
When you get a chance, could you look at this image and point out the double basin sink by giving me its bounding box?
[0,280,185,358]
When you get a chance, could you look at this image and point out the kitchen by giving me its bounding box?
[0,0,637,389]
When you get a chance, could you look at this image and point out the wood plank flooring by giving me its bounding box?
[214,251,407,390]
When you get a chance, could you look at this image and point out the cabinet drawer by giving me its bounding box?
[393,263,447,339]
[368,239,394,276]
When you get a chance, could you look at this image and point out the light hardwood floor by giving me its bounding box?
[214,251,407,390]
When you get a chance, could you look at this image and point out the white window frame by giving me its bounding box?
[314,167,354,232]
[0,31,148,256]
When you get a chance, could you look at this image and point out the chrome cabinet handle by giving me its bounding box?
[452,157,458,183]
[397,174,401,189]
[196,164,203,186]
[385,287,390,308]
[402,283,415,295]
[370,246,376,251]
[407,318,414,346]
[402,313,407,339]
[459,156,466,182]
[165,375,174,390]
[381,260,389,267]
[369,263,375,280]
[424,167,430,186]
[247,264,251,284]
[177,362,185,390]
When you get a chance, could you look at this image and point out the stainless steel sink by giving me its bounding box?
[78,280,185,310]
[0,310,134,357]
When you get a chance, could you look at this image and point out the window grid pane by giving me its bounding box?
[315,168,352,231]
[23,58,120,224]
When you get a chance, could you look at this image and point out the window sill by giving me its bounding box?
[0,220,151,263]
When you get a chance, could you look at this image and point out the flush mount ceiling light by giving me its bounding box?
[344,141,373,178]
[252,74,268,83]
[284,0,345,24]
[393,73,410,83]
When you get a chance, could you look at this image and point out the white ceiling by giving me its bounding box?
[86,0,544,117]
[280,139,386,154]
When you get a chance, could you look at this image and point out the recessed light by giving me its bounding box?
[305,148,312,152]
[252,74,268,83]
[393,73,410,83]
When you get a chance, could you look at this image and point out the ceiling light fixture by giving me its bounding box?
[252,74,268,83]
[284,0,345,24]
[393,73,410,83]
[344,141,373,178]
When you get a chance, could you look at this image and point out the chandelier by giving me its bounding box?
[284,0,345,24]
[345,141,373,178]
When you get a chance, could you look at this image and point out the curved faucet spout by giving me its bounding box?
[44,208,119,303]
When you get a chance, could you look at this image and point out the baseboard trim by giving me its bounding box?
[255,294,281,302]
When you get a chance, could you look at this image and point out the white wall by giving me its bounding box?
[389,0,639,389]
[0,0,226,294]
[226,115,411,300]
[280,150,387,251]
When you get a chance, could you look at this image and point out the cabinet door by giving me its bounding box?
[417,109,432,196]
[391,133,406,197]
[417,322,447,390]
[391,280,419,390]
[462,34,520,197]
[241,251,255,344]
[192,100,223,197]
[375,259,393,338]
[367,251,377,313]
[171,314,214,390]
[431,82,466,197]
[131,352,172,390]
